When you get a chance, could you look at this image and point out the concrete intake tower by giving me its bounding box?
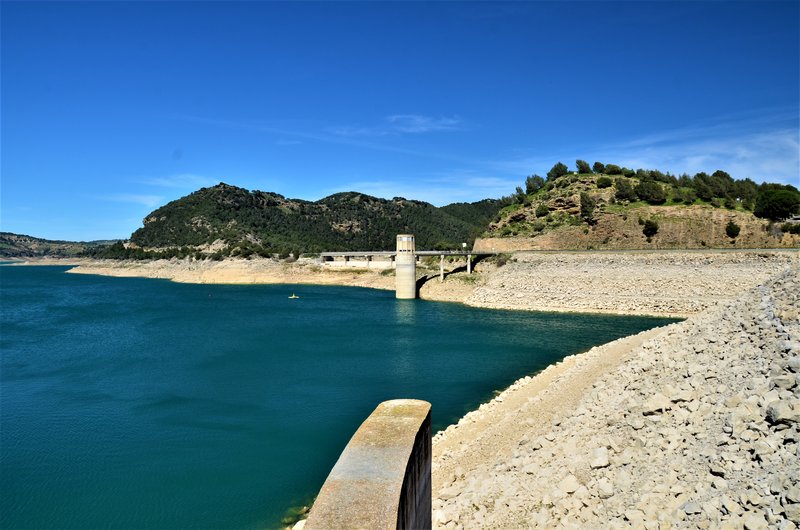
[395,234,416,299]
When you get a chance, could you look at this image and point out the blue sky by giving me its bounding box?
[2,1,798,241]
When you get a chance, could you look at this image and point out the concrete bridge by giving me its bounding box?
[320,235,496,299]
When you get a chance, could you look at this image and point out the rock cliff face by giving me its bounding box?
[433,264,800,529]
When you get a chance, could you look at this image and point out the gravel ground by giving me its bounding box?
[466,250,798,317]
[432,262,800,529]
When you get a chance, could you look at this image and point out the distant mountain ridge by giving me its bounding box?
[126,183,507,255]
[0,232,114,258]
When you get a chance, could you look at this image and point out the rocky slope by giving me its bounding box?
[432,265,800,529]
[479,172,800,251]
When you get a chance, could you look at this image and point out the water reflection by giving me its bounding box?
[393,299,417,326]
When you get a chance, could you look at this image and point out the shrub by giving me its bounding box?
[726,220,741,239]
[593,161,605,173]
[605,164,623,175]
[680,188,697,204]
[596,176,612,188]
[642,219,659,238]
[576,159,592,174]
[782,223,800,235]
[532,221,546,232]
[580,192,596,224]
[615,178,637,202]
[634,181,666,204]
[535,203,549,217]
[724,197,737,210]
[547,162,570,181]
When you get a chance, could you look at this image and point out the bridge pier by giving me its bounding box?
[467,254,472,274]
[439,254,445,282]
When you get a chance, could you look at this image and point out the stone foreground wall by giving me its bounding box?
[466,250,798,316]
[434,264,800,529]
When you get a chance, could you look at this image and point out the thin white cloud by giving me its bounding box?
[180,114,443,159]
[103,194,165,208]
[331,114,464,137]
[487,109,799,186]
[603,128,799,184]
[321,170,516,206]
[140,173,218,189]
[386,114,463,133]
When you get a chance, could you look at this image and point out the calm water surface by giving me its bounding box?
[0,265,677,529]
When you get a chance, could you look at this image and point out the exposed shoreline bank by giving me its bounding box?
[11,249,798,319]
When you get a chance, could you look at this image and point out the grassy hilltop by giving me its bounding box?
[477,161,800,251]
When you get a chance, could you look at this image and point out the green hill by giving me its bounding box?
[116,183,506,258]
[477,161,800,251]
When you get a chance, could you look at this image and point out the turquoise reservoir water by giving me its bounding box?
[1,265,677,529]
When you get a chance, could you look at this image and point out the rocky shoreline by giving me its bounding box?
[431,263,800,529]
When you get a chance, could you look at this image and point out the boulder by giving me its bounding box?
[590,447,610,469]
[766,399,800,425]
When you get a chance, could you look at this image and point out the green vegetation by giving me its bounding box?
[547,162,569,181]
[615,178,637,202]
[576,159,592,174]
[642,219,659,238]
[753,187,800,221]
[525,174,545,194]
[502,160,799,224]
[634,181,666,205]
[596,176,612,188]
[535,203,549,218]
[580,192,596,225]
[782,223,800,235]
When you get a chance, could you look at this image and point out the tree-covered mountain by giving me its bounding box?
[121,183,507,257]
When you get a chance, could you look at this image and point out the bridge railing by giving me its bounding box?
[304,399,432,530]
